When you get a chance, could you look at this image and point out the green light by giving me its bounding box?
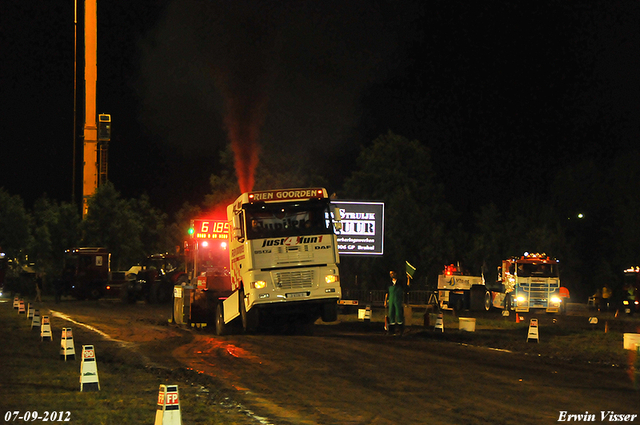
[188,227,194,235]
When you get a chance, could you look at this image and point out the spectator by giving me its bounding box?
[384,270,404,335]
[34,274,42,302]
[600,284,612,312]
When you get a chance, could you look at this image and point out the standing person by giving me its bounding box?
[559,286,570,314]
[34,274,42,302]
[384,270,404,335]
[601,284,612,312]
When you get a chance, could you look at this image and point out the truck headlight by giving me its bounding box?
[516,295,527,303]
[252,280,267,289]
[551,296,561,304]
[325,274,339,284]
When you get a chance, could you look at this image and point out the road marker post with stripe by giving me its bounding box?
[155,384,182,425]
[434,312,444,332]
[80,345,100,391]
[31,309,41,330]
[527,318,540,343]
[60,328,76,360]
[40,316,52,341]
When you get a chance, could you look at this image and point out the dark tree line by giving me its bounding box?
[2,133,639,301]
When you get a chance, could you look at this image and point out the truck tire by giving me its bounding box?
[155,283,172,304]
[321,301,338,322]
[240,290,259,333]
[147,283,159,304]
[453,297,464,313]
[121,281,137,304]
[88,281,104,300]
[215,302,227,336]
[484,290,493,311]
[470,285,487,311]
[504,294,513,311]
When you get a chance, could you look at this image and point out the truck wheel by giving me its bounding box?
[469,285,486,311]
[88,281,103,300]
[504,295,512,311]
[120,282,130,303]
[453,298,464,313]
[240,290,259,333]
[484,290,492,311]
[215,303,227,336]
[147,283,159,304]
[121,281,137,304]
[321,301,338,322]
[155,283,172,304]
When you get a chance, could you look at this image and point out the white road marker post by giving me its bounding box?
[31,309,41,330]
[434,312,444,332]
[40,316,52,341]
[527,318,539,343]
[155,384,182,425]
[80,345,100,391]
[60,328,76,360]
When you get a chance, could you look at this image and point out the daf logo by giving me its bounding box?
[315,246,331,250]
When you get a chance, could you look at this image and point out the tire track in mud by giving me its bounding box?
[47,307,280,425]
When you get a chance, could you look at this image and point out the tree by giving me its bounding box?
[0,188,33,262]
[131,194,172,255]
[469,203,503,278]
[549,154,640,299]
[341,131,457,289]
[30,196,81,279]
[81,183,144,270]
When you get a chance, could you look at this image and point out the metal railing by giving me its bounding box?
[342,289,435,306]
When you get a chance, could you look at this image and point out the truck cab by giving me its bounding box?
[62,247,110,300]
[499,253,561,313]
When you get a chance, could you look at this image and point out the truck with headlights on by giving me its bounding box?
[213,188,342,334]
[438,254,563,314]
[487,253,562,313]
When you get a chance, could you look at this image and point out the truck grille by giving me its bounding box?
[521,283,550,305]
[273,270,314,290]
[275,245,313,263]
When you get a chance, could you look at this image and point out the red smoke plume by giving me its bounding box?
[211,6,275,194]
[223,92,267,193]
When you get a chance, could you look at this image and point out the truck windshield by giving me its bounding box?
[245,200,333,240]
[516,262,559,277]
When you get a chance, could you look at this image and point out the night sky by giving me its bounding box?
[2,1,639,218]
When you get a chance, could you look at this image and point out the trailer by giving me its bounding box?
[437,264,486,311]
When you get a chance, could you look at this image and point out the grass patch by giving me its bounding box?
[0,301,258,424]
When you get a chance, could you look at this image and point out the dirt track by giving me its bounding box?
[45,299,640,425]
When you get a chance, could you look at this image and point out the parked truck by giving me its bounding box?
[176,188,343,334]
[60,247,110,300]
[622,267,640,315]
[122,253,188,304]
[487,253,562,313]
[437,264,486,311]
[173,219,232,326]
[0,250,7,296]
[438,253,563,313]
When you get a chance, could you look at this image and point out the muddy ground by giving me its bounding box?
[37,299,640,424]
